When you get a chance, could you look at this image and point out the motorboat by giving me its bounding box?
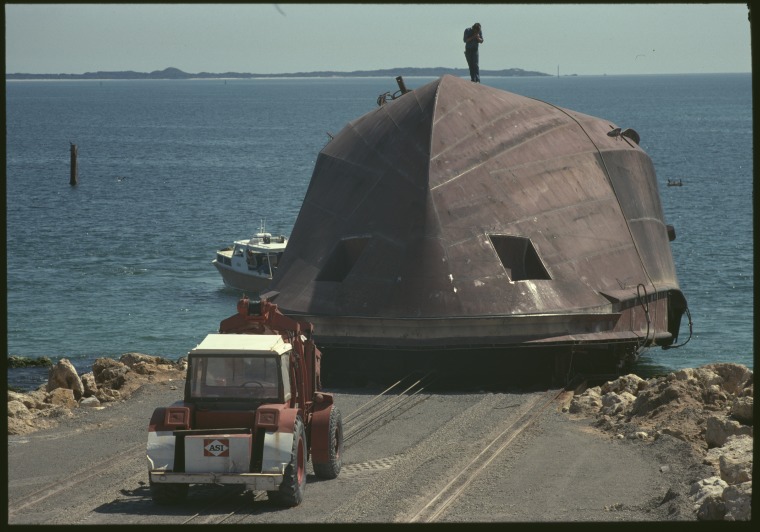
[213,231,287,294]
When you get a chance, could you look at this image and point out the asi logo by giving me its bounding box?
[203,438,230,457]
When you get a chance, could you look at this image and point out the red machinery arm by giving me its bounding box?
[219,297,321,416]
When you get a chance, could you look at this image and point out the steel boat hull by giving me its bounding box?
[267,75,688,367]
[213,261,275,294]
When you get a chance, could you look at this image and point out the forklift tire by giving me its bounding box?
[268,416,306,507]
[313,406,343,479]
[150,481,188,505]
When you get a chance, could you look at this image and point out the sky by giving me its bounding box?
[4,3,752,76]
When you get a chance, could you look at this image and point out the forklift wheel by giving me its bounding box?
[313,406,343,479]
[267,416,307,507]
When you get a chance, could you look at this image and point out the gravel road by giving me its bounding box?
[7,379,709,523]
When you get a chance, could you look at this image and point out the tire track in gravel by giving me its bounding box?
[321,391,546,523]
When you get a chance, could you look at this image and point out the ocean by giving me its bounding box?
[5,73,753,390]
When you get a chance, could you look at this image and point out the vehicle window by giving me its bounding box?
[281,352,291,402]
[190,355,281,400]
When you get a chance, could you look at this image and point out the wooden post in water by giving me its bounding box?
[69,143,78,185]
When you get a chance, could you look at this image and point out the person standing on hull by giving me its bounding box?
[464,22,484,82]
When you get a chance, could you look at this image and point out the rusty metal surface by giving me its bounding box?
[269,75,687,352]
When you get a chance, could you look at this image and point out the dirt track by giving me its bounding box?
[7,379,710,524]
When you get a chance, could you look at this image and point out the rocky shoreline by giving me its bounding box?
[7,354,186,435]
[7,357,752,521]
[567,363,753,521]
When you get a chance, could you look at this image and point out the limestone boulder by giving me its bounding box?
[730,396,753,425]
[95,387,122,403]
[9,352,186,436]
[120,352,172,374]
[7,399,34,420]
[718,435,753,485]
[705,415,752,448]
[702,363,752,396]
[600,374,646,396]
[568,386,602,415]
[46,387,77,409]
[79,396,101,408]
[697,496,726,521]
[600,391,637,416]
[723,481,752,521]
[81,372,98,397]
[630,378,684,417]
[690,476,728,521]
[93,358,130,390]
[674,367,720,389]
[46,358,84,400]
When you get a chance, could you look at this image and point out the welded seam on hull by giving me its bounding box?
[431,100,556,161]
[540,103,660,346]
[351,105,430,192]
[427,78,452,276]
[430,114,575,191]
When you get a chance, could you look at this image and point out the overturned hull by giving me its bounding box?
[268,75,689,370]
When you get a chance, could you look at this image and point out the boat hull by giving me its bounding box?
[267,75,689,367]
[213,261,273,295]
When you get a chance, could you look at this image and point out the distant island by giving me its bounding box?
[6,66,551,80]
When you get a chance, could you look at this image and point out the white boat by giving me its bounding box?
[212,231,287,294]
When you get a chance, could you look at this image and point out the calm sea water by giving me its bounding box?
[5,74,753,390]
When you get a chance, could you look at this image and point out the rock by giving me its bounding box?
[629,379,683,417]
[95,387,122,403]
[7,400,34,420]
[690,475,728,499]
[718,435,753,485]
[560,364,753,521]
[723,481,752,521]
[600,391,636,416]
[674,367,720,388]
[46,388,77,409]
[24,389,52,410]
[79,396,101,408]
[81,372,98,397]
[697,495,726,521]
[8,390,28,403]
[702,363,753,396]
[730,396,753,425]
[120,352,171,374]
[738,381,753,399]
[568,387,602,415]
[8,352,186,436]
[703,447,723,472]
[704,384,728,405]
[705,415,752,448]
[119,352,181,374]
[93,358,130,390]
[46,358,84,400]
[657,427,688,442]
[600,374,645,396]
